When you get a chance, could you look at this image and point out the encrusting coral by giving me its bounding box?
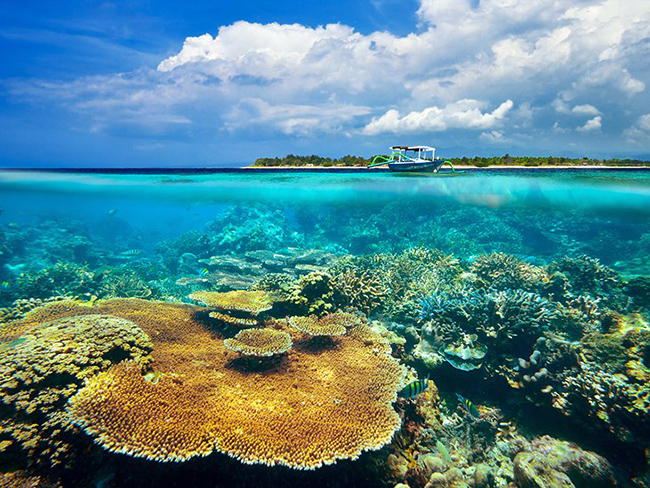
[17,298,410,469]
[0,311,153,467]
[223,328,293,357]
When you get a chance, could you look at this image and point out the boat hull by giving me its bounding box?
[388,161,439,172]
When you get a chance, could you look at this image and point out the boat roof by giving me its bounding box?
[391,145,435,151]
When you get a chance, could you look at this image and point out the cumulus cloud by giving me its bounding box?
[577,115,602,132]
[362,100,513,135]
[9,0,650,156]
[223,98,370,136]
[624,114,650,142]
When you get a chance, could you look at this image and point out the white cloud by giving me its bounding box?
[362,100,513,135]
[571,104,601,116]
[223,98,370,136]
[577,115,602,132]
[623,114,650,142]
[480,130,508,144]
[9,0,650,156]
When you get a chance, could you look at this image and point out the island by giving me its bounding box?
[249,154,649,168]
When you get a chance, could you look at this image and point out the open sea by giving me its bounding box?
[0,168,649,487]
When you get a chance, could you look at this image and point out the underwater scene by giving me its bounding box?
[0,168,649,488]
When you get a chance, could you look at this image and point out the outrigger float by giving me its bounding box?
[367,145,455,173]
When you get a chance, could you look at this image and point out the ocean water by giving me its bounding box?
[0,168,649,487]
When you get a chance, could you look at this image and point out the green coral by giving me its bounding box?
[288,271,335,315]
[14,262,95,300]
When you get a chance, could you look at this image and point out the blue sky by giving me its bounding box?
[1,0,649,167]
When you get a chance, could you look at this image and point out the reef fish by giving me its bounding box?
[120,249,143,257]
[398,377,429,399]
[198,268,210,278]
[456,393,480,419]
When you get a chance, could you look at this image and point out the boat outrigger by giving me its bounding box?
[367,146,455,173]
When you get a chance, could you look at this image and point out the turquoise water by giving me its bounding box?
[0,169,649,487]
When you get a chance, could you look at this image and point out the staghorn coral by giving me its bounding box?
[223,328,293,357]
[469,252,548,292]
[189,290,273,315]
[288,315,347,337]
[95,267,153,299]
[418,288,556,372]
[550,255,627,310]
[23,298,410,469]
[14,262,95,301]
[0,312,153,467]
[330,268,386,314]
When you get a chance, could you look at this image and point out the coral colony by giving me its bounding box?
[0,193,649,487]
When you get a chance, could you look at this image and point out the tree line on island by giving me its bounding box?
[252,154,648,167]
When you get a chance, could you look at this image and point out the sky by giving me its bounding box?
[1,0,649,167]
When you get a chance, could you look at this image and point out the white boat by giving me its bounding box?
[367,145,455,173]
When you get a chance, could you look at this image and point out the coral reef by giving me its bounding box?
[513,436,616,488]
[0,312,153,468]
[288,315,347,337]
[469,252,549,292]
[8,298,410,469]
[223,328,293,356]
[190,290,273,326]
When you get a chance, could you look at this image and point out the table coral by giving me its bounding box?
[0,312,153,467]
[224,328,293,357]
[189,290,273,315]
[288,315,347,336]
[37,299,411,469]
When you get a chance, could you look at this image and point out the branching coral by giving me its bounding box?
[330,268,386,313]
[550,255,626,310]
[14,262,95,300]
[418,289,556,371]
[224,328,293,357]
[18,298,410,469]
[469,252,548,292]
[288,271,335,315]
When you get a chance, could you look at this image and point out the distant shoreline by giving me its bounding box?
[243,165,650,170]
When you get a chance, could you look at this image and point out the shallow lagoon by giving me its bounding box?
[0,169,649,487]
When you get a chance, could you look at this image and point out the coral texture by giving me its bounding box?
[0,311,153,466]
[288,315,347,336]
[223,328,293,356]
[36,299,410,469]
[189,290,273,315]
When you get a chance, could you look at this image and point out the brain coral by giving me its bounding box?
[30,298,410,469]
[0,311,153,466]
[189,290,272,315]
[224,328,293,356]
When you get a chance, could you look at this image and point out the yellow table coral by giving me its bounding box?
[189,290,273,315]
[224,328,293,357]
[13,298,408,469]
